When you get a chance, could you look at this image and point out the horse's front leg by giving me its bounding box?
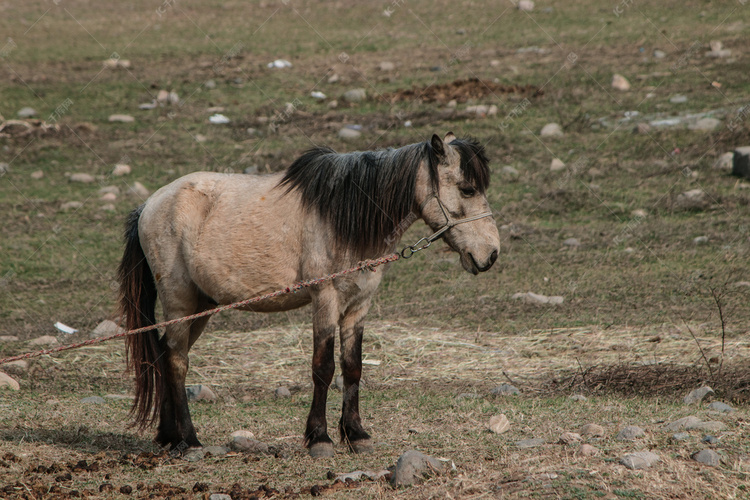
[338,304,373,453]
[304,287,338,458]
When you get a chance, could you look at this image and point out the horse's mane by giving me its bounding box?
[278,137,489,257]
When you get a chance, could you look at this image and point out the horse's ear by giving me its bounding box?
[431,134,445,158]
[443,131,456,144]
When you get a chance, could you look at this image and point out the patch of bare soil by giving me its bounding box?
[382,78,543,104]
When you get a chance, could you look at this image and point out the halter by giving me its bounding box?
[400,192,494,258]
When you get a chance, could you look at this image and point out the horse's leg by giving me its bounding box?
[338,305,372,453]
[304,287,338,458]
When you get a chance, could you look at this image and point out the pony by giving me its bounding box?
[118,132,500,458]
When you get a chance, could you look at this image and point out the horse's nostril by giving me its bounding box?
[489,250,498,265]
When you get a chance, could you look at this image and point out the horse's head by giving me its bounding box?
[418,133,501,275]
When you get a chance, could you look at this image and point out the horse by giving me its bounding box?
[117,132,501,458]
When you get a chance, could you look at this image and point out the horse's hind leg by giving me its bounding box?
[338,305,372,453]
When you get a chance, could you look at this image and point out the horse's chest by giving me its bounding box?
[333,270,382,310]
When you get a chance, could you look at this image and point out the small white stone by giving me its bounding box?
[108,114,135,123]
[338,127,361,139]
[60,201,83,211]
[517,0,534,11]
[612,74,631,91]
[713,152,733,171]
[550,158,566,171]
[29,335,58,346]
[111,164,131,176]
[540,122,563,137]
[99,192,117,202]
[0,372,20,391]
[70,173,95,183]
[488,414,511,434]
[378,61,395,71]
[30,170,44,179]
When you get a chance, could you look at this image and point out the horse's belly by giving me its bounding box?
[235,288,312,312]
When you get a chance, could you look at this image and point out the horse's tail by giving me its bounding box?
[118,205,165,429]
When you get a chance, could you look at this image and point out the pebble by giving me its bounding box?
[665,416,702,431]
[540,122,563,137]
[100,204,115,212]
[550,158,566,171]
[267,59,292,69]
[501,165,519,177]
[112,164,131,176]
[672,432,691,441]
[139,101,157,110]
[60,201,83,211]
[576,444,599,457]
[669,95,688,104]
[203,445,229,456]
[231,436,270,454]
[185,384,217,402]
[616,425,645,441]
[634,123,651,134]
[274,386,291,398]
[209,114,230,124]
[631,209,648,218]
[204,79,217,89]
[99,186,120,195]
[2,360,28,375]
[511,292,564,305]
[489,383,520,396]
[563,238,580,247]
[310,91,326,100]
[675,189,708,211]
[488,414,510,434]
[693,236,708,245]
[231,429,255,440]
[559,432,582,444]
[0,372,20,391]
[30,170,44,179]
[653,49,666,59]
[689,117,721,131]
[81,396,106,404]
[620,451,660,470]
[91,320,121,338]
[692,449,721,466]
[29,335,58,346]
[732,146,750,179]
[713,152,733,171]
[684,386,714,405]
[17,107,37,118]
[108,114,135,123]
[342,88,366,103]
[702,435,719,445]
[70,173,95,183]
[0,163,8,175]
[156,89,169,103]
[579,423,605,437]
[0,336,19,342]
[390,450,448,487]
[100,192,117,202]
[182,449,204,462]
[378,61,395,71]
[611,74,631,91]
[103,394,133,400]
[327,74,340,83]
[194,134,207,143]
[516,438,546,448]
[129,182,150,198]
[103,58,130,69]
[338,127,361,139]
[517,0,534,11]
[690,421,726,432]
[209,494,232,500]
[569,394,587,401]
[708,401,734,413]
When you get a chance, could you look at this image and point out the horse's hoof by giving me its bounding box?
[308,442,335,458]
[349,439,373,454]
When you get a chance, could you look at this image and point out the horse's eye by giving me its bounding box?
[459,186,476,198]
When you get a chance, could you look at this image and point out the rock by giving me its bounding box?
[204,79,217,89]
[2,360,28,376]
[550,158,566,171]
[231,436,269,454]
[70,173,95,183]
[692,449,721,467]
[112,164,131,176]
[684,386,714,405]
[17,107,37,118]
[516,438,546,448]
[30,170,44,179]
[732,146,750,179]
[540,122,563,137]
[708,401,735,413]
[670,95,688,104]
[338,127,361,139]
[100,204,115,212]
[559,432,582,445]
[91,320,121,338]
[672,432,691,441]
[710,40,723,52]
[490,383,520,396]
[327,74,340,83]
[0,336,19,342]
[576,444,599,457]
[653,49,666,59]
[156,89,169,102]
[620,451,660,470]
[390,450,448,487]
[569,394,587,401]
[231,429,255,439]
[60,201,83,211]
[693,236,708,245]
[274,386,291,398]
[100,193,117,202]
[517,0,534,11]
[689,421,726,432]
[182,449,204,462]
[634,123,651,134]
[185,384,216,402]
[579,423,605,437]
[129,182,150,199]
[342,88,366,103]
[108,114,135,123]
[713,152,734,171]
[0,372,20,391]
[563,238,580,247]
[675,189,709,211]
[511,292,564,305]
[138,101,157,110]
[616,425,645,441]
[0,163,8,175]
[81,396,106,404]
[267,59,292,69]
[665,416,702,431]
[378,61,395,71]
[103,394,134,400]
[203,445,229,456]
[99,186,120,195]
[29,335,58,346]
[103,58,130,69]
[702,435,719,445]
[488,414,510,434]
[209,114,230,124]
[689,117,721,131]
[611,74,631,91]
[501,165,519,177]
[209,494,232,500]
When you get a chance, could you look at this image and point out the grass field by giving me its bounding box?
[1,0,749,498]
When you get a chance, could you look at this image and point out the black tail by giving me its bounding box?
[117,205,165,430]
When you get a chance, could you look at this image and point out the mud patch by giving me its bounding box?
[383,78,543,104]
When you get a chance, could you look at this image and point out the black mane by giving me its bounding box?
[278,137,489,257]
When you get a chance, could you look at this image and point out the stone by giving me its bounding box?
[616,425,645,441]
[103,394,134,400]
[390,450,448,487]
[489,383,520,396]
[692,449,721,467]
[517,0,534,11]
[204,79,217,89]
[108,114,135,123]
[671,432,691,441]
[665,416,702,431]
[29,335,58,346]
[129,182,150,198]
[684,386,714,405]
[112,164,131,176]
[501,165,519,177]
[708,401,734,413]
[103,58,130,69]
[91,320,121,338]
[0,372,20,391]
[559,432,582,444]
[689,117,721,131]
[693,236,708,245]
[209,495,232,500]
[579,423,605,437]
[60,201,83,211]
[732,146,750,179]
[100,192,117,202]
[488,414,510,434]
[0,336,19,342]
[274,386,291,398]
[156,89,169,102]
[511,292,564,305]
[611,74,631,91]
[516,438,546,448]
[231,436,269,454]
[185,384,216,402]
[713,152,734,171]
[634,123,651,134]
[653,49,666,59]
[569,394,587,401]
[670,95,688,104]
[563,238,580,247]
[99,186,120,195]
[576,444,599,457]
[138,101,157,110]
[100,204,115,212]
[675,189,709,211]
[342,88,366,103]
[231,429,255,439]
[0,163,8,175]
[702,435,719,445]
[620,451,660,470]
[338,127,361,139]
[17,107,37,118]
[689,421,726,432]
[70,173,95,183]
[378,61,395,71]
[203,445,229,456]
[81,396,106,404]
[631,209,648,218]
[182,449,204,462]
[31,170,44,179]
[550,158,566,171]
[2,360,28,375]
[540,122,563,137]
